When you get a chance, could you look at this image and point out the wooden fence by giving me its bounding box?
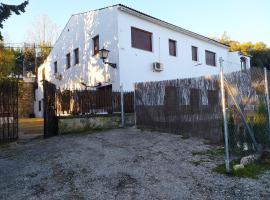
[56,89,134,116]
[135,76,222,142]
[135,68,268,143]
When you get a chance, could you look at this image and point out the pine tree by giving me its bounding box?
[0,1,29,41]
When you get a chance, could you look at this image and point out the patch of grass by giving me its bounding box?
[0,143,11,149]
[63,127,110,137]
[213,160,270,179]
[192,148,224,159]
[203,140,214,145]
[181,135,190,140]
[191,161,202,166]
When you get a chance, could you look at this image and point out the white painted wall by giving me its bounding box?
[44,7,120,90]
[35,4,249,116]
[117,9,246,90]
[35,64,45,117]
[227,51,250,71]
[35,7,120,117]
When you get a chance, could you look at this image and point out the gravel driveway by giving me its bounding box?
[0,128,269,200]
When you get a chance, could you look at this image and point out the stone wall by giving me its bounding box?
[58,114,134,135]
[18,81,36,118]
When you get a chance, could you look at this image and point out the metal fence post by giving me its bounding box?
[264,67,270,142]
[219,57,230,173]
[120,84,125,127]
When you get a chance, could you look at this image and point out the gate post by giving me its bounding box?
[43,80,58,138]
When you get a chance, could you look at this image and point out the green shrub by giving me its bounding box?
[252,100,269,146]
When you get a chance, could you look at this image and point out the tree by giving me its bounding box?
[26,14,60,45]
[215,32,270,69]
[0,1,29,41]
[0,43,15,77]
[214,32,268,55]
[38,41,52,64]
[25,14,59,67]
[250,49,270,69]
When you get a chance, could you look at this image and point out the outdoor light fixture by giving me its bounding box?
[99,47,117,68]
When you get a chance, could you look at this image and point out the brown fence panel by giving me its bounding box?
[135,68,270,145]
[135,75,223,143]
[56,89,134,116]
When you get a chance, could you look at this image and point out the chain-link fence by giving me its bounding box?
[224,68,270,161]
[135,66,270,172]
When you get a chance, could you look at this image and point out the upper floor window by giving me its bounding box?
[93,35,99,55]
[131,27,152,52]
[74,48,79,65]
[169,39,177,56]
[205,50,216,66]
[66,53,71,69]
[192,46,198,61]
[54,61,57,74]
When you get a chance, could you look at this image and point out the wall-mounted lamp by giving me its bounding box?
[99,47,117,68]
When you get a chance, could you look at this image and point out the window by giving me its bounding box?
[192,46,198,61]
[54,61,57,74]
[66,53,71,69]
[205,50,216,66]
[131,27,152,52]
[38,100,42,111]
[74,48,79,65]
[240,57,247,70]
[169,39,177,56]
[93,35,99,55]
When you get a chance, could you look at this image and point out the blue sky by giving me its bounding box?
[2,0,270,45]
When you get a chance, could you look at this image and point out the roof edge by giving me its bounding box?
[117,4,229,49]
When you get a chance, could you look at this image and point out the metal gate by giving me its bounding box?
[43,80,58,138]
[0,79,19,143]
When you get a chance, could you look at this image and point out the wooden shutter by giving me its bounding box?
[131,27,152,52]
[169,39,177,56]
[205,50,216,66]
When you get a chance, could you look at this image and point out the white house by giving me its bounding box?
[34,4,250,117]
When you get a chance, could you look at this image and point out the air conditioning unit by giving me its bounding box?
[153,62,164,72]
[54,73,63,81]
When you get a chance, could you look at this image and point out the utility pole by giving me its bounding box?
[34,43,38,75]
[219,57,230,173]
[264,67,270,142]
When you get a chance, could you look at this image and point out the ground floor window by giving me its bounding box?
[39,100,42,111]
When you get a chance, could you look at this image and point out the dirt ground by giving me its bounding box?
[0,128,270,200]
[18,118,43,140]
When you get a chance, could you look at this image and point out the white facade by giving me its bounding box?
[34,4,250,117]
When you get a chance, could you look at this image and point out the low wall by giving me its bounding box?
[58,114,134,135]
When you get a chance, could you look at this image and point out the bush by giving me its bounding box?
[252,100,269,146]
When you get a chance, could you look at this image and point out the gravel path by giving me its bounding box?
[0,128,269,200]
